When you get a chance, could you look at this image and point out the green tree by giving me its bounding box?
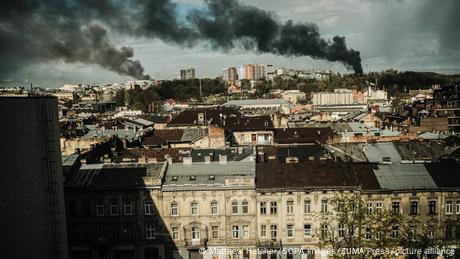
[315,193,402,259]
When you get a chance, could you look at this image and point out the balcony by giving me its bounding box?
[257,239,282,248]
[185,238,207,249]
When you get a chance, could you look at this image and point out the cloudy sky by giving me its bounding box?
[1,0,459,88]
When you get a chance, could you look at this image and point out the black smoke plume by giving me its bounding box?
[187,0,363,74]
[0,0,363,80]
[0,0,150,79]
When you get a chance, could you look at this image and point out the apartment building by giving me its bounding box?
[64,162,172,259]
[160,157,257,259]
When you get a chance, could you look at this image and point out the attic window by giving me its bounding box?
[190,176,196,181]
[264,122,268,126]
[209,175,215,180]
[172,176,178,181]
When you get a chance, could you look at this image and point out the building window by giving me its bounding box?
[232,226,239,239]
[287,200,294,214]
[304,200,311,214]
[242,225,249,239]
[376,231,382,240]
[270,201,277,214]
[145,224,155,239]
[446,225,453,239]
[392,226,399,239]
[260,225,267,237]
[376,201,383,214]
[348,225,354,236]
[367,202,372,214]
[446,200,453,214]
[365,228,371,240]
[338,223,345,237]
[337,201,345,212]
[428,200,436,214]
[124,202,133,215]
[191,226,200,240]
[110,201,119,216]
[304,224,311,237]
[270,225,277,240]
[191,202,199,216]
[172,226,179,240]
[251,134,257,142]
[410,201,418,215]
[321,225,328,238]
[286,225,294,238]
[212,226,219,239]
[260,202,267,214]
[321,199,328,213]
[171,202,178,216]
[96,202,105,216]
[242,200,249,214]
[211,201,219,215]
[456,201,460,214]
[145,201,154,215]
[392,202,400,214]
[124,224,133,239]
[232,200,239,214]
[239,134,245,142]
[97,225,106,239]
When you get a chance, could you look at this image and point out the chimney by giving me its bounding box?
[183,156,192,164]
[138,156,146,163]
[204,156,211,164]
[219,155,227,164]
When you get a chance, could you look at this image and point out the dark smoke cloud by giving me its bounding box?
[0,0,149,79]
[188,0,362,74]
[0,0,363,80]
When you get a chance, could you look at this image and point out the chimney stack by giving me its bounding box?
[183,156,192,165]
[219,154,227,164]
[204,156,211,164]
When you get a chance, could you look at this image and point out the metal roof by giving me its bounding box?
[162,161,255,190]
[360,142,402,163]
[373,164,437,190]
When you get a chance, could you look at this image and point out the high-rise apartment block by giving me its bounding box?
[180,68,196,80]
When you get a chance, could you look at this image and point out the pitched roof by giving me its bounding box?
[274,127,334,144]
[372,164,437,190]
[168,107,240,127]
[425,159,460,188]
[256,161,380,190]
[65,163,166,188]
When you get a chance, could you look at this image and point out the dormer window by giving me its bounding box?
[190,176,196,181]
[172,176,178,181]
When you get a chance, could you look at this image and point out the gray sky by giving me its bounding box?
[2,0,459,88]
